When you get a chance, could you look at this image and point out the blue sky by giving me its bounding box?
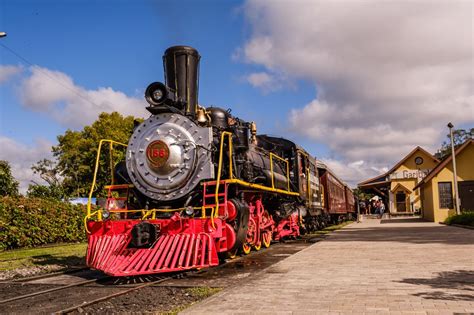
[0,0,318,144]
[1,1,472,191]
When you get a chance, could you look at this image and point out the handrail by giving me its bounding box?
[225,179,300,196]
[85,133,302,234]
[297,149,312,205]
[307,167,311,205]
[86,139,128,221]
[213,131,233,227]
[213,132,300,221]
[269,152,290,191]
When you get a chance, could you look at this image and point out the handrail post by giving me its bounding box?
[270,153,275,189]
[86,139,128,225]
[287,161,290,192]
[109,142,114,185]
[307,167,311,204]
[228,133,233,180]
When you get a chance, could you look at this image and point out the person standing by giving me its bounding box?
[359,200,367,215]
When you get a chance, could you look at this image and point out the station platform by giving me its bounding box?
[181,218,474,314]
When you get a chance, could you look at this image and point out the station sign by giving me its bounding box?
[389,169,431,180]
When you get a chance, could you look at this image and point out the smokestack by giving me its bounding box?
[163,46,200,117]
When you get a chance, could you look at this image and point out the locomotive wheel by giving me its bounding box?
[227,199,250,256]
[262,231,272,248]
[227,248,239,259]
[242,243,252,255]
[243,216,256,254]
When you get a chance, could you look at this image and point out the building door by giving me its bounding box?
[396,192,407,212]
[459,181,474,212]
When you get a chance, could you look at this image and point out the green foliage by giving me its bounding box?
[444,211,474,227]
[0,161,19,197]
[52,112,140,197]
[0,243,87,271]
[26,184,64,200]
[185,287,222,299]
[436,128,474,159]
[353,188,373,201]
[0,196,86,250]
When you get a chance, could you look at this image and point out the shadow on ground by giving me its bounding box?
[30,254,85,267]
[381,218,425,224]
[399,270,474,301]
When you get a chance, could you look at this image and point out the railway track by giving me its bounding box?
[0,267,190,314]
[0,236,323,314]
[54,275,176,314]
[0,267,90,285]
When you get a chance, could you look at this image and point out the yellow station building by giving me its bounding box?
[359,139,474,222]
[415,139,474,222]
[358,147,439,214]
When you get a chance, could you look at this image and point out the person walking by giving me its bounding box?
[379,201,386,219]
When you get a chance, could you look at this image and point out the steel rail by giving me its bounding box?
[54,259,238,314]
[0,276,110,305]
[53,276,174,314]
[10,267,90,283]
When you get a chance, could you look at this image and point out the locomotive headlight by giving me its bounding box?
[145,82,168,106]
[102,209,110,220]
[152,89,164,101]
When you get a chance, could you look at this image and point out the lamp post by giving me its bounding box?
[447,122,461,215]
[0,32,6,38]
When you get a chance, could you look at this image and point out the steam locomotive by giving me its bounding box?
[85,46,355,277]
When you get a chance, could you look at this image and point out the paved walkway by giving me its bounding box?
[182,218,474,314]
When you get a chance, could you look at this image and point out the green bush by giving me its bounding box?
[0,196,87,250]
[444,211,474,227]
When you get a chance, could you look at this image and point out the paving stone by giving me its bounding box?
[181,218,474,314]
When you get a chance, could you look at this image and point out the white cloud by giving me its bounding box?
[322,158,389,188]
[246,71,284,93]
[19,66,149,127]
[240,0,474,184]
[0,136,53,193]
[0,65,22,84]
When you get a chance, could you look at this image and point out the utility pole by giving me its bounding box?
[447,122,461,215]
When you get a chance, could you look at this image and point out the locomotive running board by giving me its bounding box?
[86,233,219,276]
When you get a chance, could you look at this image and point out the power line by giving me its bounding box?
[0,42,101,108]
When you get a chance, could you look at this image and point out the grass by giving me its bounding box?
[444,211,474,227]
[312,220,354,235]
[186,287,222,298]
[0,242,87,271]
[161,287,222,315]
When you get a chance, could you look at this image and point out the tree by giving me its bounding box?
[27,158,65,200]
[52,112,140,197]
[0,160,19,197]
[436,128,474,159]
[31,158,62,187]
[353,188,373,202]
[26,184,64,200]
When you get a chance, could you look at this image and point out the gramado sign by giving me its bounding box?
[389,169,431,180]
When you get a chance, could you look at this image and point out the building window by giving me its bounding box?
[396,192,407,212]
[438,182,453,209]
[415,156,424,165]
